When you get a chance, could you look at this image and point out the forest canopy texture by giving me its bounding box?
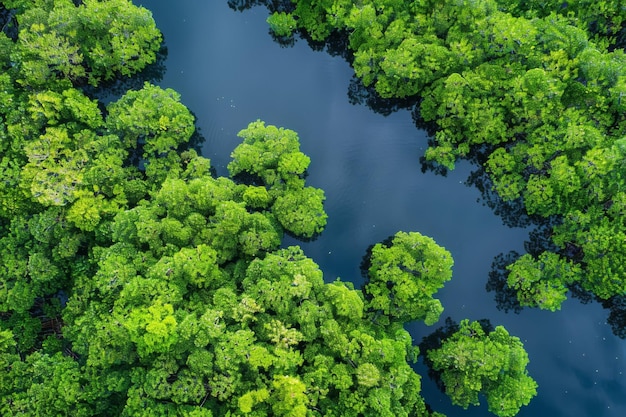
[0,0,550,416]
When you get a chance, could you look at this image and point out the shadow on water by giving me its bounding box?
[186,113,208,153]
[0,5,18,40]
[358,234,395,282]
[302,29,353,60]
[227,0,293,13]
[485,251,525,314]
[600,296,626,339]
[268,31,296,48]
[465,166,535,229]
[485,218,561,313]
[347,76,416,116]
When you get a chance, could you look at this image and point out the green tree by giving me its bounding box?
[228,120,309,188]
[11,21,84,88]
[267,12,297,37]
[10,0,161,88]
[64,0,162,84]
[364,231,453,324]
[507,252,581,311]
[427,319,538,417]
[106,82,195,157]
[228,120,328,238]
[272,186,327,238]
[270,375,308,417]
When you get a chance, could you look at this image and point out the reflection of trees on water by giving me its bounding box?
[227,0,293,13]
[187,119,208,154]
[269,31,296,48]
[486,251,524,314]
[347,76,415,116]
[0,5,18,39]
[566,281,626,339]
[485,221,564,314]
[418,317,458,391]
[465,166,535,229]
[600,296,626,339]
[302,30,352,61]
[359,235,395,281]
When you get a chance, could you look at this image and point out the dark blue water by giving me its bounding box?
[134,2,626,416]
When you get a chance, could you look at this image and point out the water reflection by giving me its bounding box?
[187,121,208,154]
[269,30,296,48]
[485,222,562,314]
[485,251,524,314]
[358,234,395,281]
[347,76,416,116]
[464,165,535,229]
[601,296,626,339]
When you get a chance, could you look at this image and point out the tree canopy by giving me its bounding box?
[0,1,539,416]
[426,320,538,417]
[364,231,453,325]
[228,120,328,238]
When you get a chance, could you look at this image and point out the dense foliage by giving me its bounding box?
[364,231,453,325]
[426,320,538,417]
[262,0,626,311]
[0,0,539,416]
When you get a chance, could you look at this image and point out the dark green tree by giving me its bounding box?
[427,319,538,417]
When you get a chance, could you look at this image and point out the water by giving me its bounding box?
[133,2,626,416]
